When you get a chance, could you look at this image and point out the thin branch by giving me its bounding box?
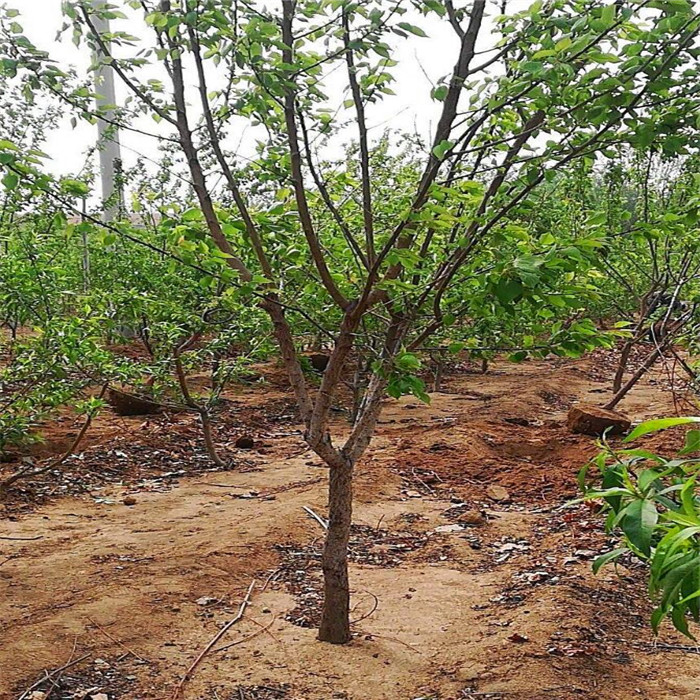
[171,579,257,700]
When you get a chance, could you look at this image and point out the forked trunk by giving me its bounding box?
[318,454,354,644]
[605,343,667,410]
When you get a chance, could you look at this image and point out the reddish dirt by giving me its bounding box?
[2,351,700,699]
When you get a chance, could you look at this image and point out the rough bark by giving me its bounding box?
[318,451,354,644]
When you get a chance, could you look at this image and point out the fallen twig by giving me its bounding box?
[262,476,323,496]
[260,568,281,594]
[44,637,79,700]
[303,506,328,530]
[633,640,700,655]
[0,535,43,541]
[86,615,149,663]
[171,578,257,700]
[350,591,379,625]
[17,653,91,700]
[214,617,276,653]
[365,633,423,654]
[411,467,437,495]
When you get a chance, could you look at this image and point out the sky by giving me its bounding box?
[8,0,506,179]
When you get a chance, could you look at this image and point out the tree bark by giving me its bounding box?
[612,338,635,393]
[318,451,354,644]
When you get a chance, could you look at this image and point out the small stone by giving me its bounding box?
[434,524,464,533]
[196,596,217,606]
[486,485,511,502]
[235,436,255,449]
[504,417,530,427]
[457,510,487,526]
[123,496,137,506]
[456,663,486,682]
[523,570,550,583]
[566,404,631,436]
[91,694,109,700]
[405,490,422,499]
[29,692,47,700]
[508,632,529,643]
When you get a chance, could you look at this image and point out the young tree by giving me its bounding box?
[3,0,700,644]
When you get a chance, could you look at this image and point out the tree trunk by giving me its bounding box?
[612,338,634,392]
[318,453,354,644]
[604,343,667,410]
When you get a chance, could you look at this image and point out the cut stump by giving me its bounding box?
[107,388,161,416]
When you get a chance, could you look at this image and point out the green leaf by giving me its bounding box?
[1,172,18,190]
[182,208,203,222]
[432,139,453,160]
[593,548,628,574]
[431,85,449,102]
[625,418,700,442]
[600,3,616,25]
[555,36,572,52]
[395,352,421,372]
[397,22,428,38]
[621,499,658,557]
[495,279,524,305]
[680,430,700,456]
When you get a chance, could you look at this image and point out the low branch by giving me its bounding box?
[0,382,109,497]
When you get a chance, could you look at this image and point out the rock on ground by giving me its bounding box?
[566,403,631,436]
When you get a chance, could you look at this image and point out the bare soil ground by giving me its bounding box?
[2,351,700,699]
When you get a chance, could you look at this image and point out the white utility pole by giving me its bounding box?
[91,0,123,222]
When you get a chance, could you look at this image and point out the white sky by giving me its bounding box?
[9,0,513,178]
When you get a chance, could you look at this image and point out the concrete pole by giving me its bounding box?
[91,0,123,222]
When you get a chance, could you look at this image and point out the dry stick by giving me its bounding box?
[86,615,149,663]
[246,615,281,643]
[635,640,700,655]
[303,506,328,530]
[367,633,423,654]
[43,636,79,700]
[259,568,282,594]
[350,591,379,625]
[0,535,43,541]
[411,467,437,496]
[171,579,257,700]
[213,617,276,653]
[262,476,323,496]
[17,653,92,700]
